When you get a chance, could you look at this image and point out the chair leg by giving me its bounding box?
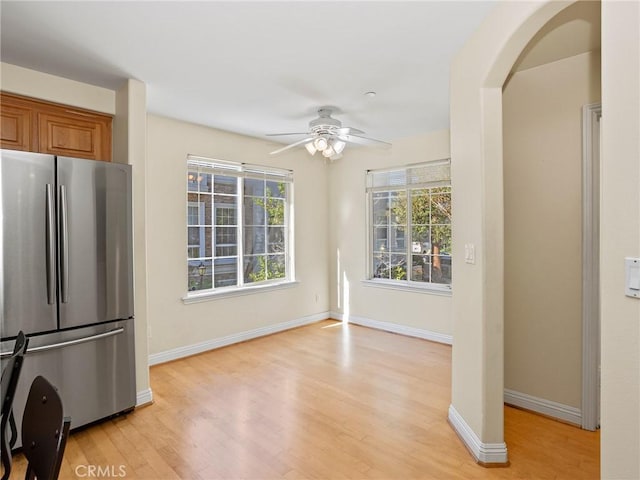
[8,413,17,448]
[1,428,12,480]
[51,417,71,480]
[25,464,35,480]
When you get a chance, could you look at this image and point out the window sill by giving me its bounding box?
[361,279,452,296]
[182,280,299,304]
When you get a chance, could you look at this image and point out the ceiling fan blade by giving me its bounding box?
[335,127,365,135]
[338,133,391,147]
[266,132,309,137]
[269,137,314,155]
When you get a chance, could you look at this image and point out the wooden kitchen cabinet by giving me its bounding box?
[0,92,112,161]
[0,101,33,151]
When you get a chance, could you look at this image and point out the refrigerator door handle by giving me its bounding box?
[0,328,125,358]
[46,184,56,304]
[59,184,69,303]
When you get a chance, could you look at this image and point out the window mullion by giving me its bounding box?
[406,188,412,283]
[263,179,268,280]
[237,176,244,288]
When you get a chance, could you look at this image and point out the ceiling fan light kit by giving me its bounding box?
[268,107,390,161]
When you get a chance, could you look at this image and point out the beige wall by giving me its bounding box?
[114,79,151,399]
[450,1,571,448]
[502,51,601,409]
[600,1,640,477]
[145,114,330,355]
[327,130,452,336]
[0,62,115,114]
[451,0,640,476]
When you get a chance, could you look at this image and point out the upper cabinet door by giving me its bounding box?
[0,150,58,338]
[0,103,33,151]
[38,111,111,161]
[57,156,133,329]
[0,92,112,162]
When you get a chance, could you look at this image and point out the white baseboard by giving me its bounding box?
[148,312,329,366]
[330,311,452,345]
[136,388,153,406]
[448,404,508,464]
[504,389,581,425]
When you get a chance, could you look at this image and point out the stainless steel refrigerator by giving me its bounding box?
[0,149,135,447]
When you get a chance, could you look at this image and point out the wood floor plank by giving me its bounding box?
[5,320,599,479]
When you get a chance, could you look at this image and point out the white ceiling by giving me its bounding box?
[0,1,498,143]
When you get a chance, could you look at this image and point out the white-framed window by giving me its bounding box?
[186,155,294,295]
[366,159,451,292]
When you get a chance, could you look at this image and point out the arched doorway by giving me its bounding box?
[448,2,640,478]
[447,0,581,465]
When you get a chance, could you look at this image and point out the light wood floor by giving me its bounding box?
[8,320,599,479]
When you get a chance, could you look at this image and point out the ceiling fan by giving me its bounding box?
[267,108,391,161]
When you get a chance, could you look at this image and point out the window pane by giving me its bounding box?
[188,226,212,258]
[411,190,430,226]
[266,198,285,225]
[215,227,237,256]
[215,207,237,226]
[267,254,286,279]
[389,226,405,253]
[213,195,238,214]
[411,227,430,253]
[214,258,237,287]
[244,197,265,226]
[243,256,263,283]
[430,190,451,225]
[389,191,407,225]
[411,254,431,282]
[187,259,212,292]
[431,222,451,285]
[372,252,389,279]
[373,195,389,225]
[187,205,200,226]
[431,253,451,284]
[213,175,238,195]
[187,226,201,247]
[244,226,265,255]
[389,254,407,280]
[373,227,387,252]
[431,225,451,253]
[266,180,285,198]
[214,175,237,194]
[187,171,199,192]
[187,191,199,204]
[199,173,212,193]
[244,178,265,196]
[267,227,285,253]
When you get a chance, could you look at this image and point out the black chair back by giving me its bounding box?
[22,376,70,480]
[1,331,29,480]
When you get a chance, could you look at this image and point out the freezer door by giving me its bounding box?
[0,150,57,339]
[0,319,136,448]
[57,157,133,328]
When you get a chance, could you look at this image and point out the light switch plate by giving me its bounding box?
[464,243,475,264]
[624,257,640,298]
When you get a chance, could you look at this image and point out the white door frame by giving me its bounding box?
[582,102,601,431]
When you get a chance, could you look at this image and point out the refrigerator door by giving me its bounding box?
[57,157,133,328]
[0,319,136,448]
[0,150,57,339]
